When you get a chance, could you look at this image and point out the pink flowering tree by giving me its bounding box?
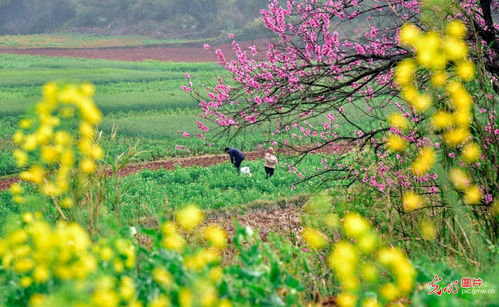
[186,0,497,209]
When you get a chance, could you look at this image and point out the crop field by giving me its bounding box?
[0,53,358,176]
[0,1,498,306]
[0,54,232,175]
[0,33,199,49]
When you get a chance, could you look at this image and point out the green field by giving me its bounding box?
[0,53,340,176]
[0,54,234,175]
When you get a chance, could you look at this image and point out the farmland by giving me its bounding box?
[0,54,233,176]
[0,33,199,49]
[0,0,498,306]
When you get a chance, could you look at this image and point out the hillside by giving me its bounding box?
[0,0,268,39]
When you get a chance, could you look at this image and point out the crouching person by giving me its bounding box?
[224,147,245,173]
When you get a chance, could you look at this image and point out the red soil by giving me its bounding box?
[0,41,268,62]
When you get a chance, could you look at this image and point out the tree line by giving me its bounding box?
[0,0,268,37]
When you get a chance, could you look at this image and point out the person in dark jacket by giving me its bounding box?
[224,147,245,172]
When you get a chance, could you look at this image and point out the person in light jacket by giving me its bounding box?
[264,147,278,178]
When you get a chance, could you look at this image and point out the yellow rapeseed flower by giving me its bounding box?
[41,146,58,163]
[411,147,436,176]
[449,168,470,191]
[456,60,475,81]
[81,82,96,97]
[415,32,441,67]
[461,142,481,163]
[204,224,228,249]
[91,145,104,160]
[380,282,400,301]
[463,185,482,205]
[33,266,50,283]
[22,134,38,151]
[162,233,185,252]
[402,191,424,212]
[411,93,432,112]
[179,288,193,307]
[357,232,378,254]
[148,294,170,307]
[175,205,204,231]
[20,165,45,185]
[329,241,358,273]
[160,221,177,236]
[443,127,470,147]
[430,70,448,87]
[453,109,472,127]
[19,119,32,129]
[399,23,420,46]
[10,183,23,195]
[35,125,53,145]
[60,198,73,208]
[420,219,437,241]
[446,20,467,38]
[209,266,223,282]
[444,38,468,60]
[336,292,357,307]
[80,158,96,174]
[14,258,35,273]
[119,276,135,302]
[20,276,33,288]
[362,298,381,307]
[394,59,417,86]
[12,131,24,144]
[343,213,370,239]
[387,113,410,130]
[13,149,28,167]
[360,263,378,282]
[54,131,72,145]
[301,227,328,250]
[152,268,172,287]
[92,288,119,307]
[431,110,453,130]
[429,53,447,70]
[386,134,408,153]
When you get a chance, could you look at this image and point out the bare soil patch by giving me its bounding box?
[0,41,268,62]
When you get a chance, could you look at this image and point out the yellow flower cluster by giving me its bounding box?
[0,213,96,288]
[301,227,328,250]
[329,213,415,307]
[158,205,231,307]
[90,275,140,307]
[93,238,136,274]
[30,274,142,307]
[11,82,103,207]
[388,20,484,208]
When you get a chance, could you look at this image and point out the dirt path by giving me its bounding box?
[0,41,268,62]
[0,144,349,191]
